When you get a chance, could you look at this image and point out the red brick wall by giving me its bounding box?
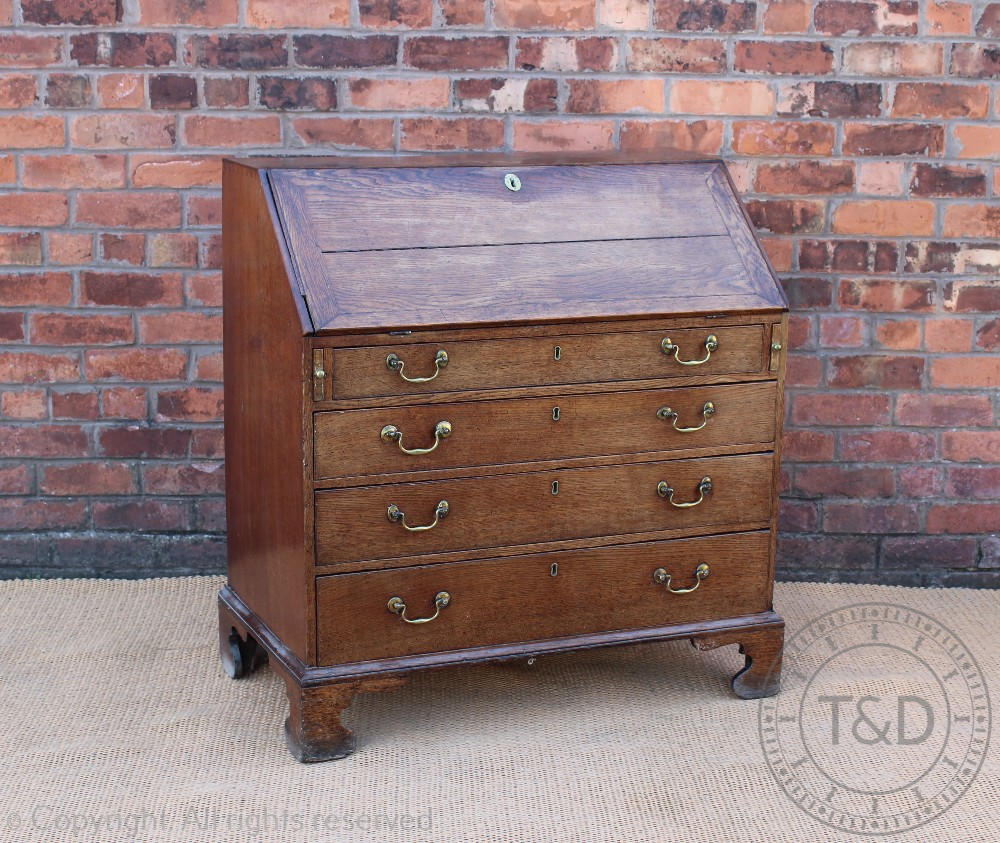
[0,1,997,582]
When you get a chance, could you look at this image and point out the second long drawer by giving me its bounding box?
[314,381,777,480]
[314,452,773,566]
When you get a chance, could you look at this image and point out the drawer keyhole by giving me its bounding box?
[553,345,561,361]
[551,480,559,495]
[552,407,560,421]
[550,563,558,577]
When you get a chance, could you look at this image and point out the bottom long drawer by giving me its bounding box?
[316,530,771,665]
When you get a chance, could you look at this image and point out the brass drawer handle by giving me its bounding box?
[381,420,452,455]
[656,401,715,432]
[385,349,448,383]
[657,476,712,508]
[660,334,718,366]
[387,591,451,624]
[386,500,449,532]
[653,563,710,594]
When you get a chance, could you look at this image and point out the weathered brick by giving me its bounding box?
[627,38,725,73]
[881,536,978,568]
[764,0,810,33]
[71,114,176,148]
[745,199,824,234]
[150,75,198,110]
[186,195,221,226]
[0,463,32,494]
[734,41,834,75]
[400,117,504,150]
[950,44,1000,79]
[258,77,337,111]
[799,240,897,273]
[155,388,224,422]
[825,503,920,534]
[76,192,181,229]
[291,118,395,149]
[892,83,989,119]
[843,43,942,76]
[732,122,835,156]
[819,315,865,347]
[22,154,126,189]
[495,0,594,28]
[0,313,24,342]
[782,429,835,461]
[93,500,189,531]
[942,204,1000,238]
[141,0,237,24]
[404,36,508,70]
[654,0,757,32]
[186,35,287,69]
[0,75,36,109]
[51,391,99,420]
[620,119,723,153]
[0,499,87,530]
[49,233,93,265]
[829,355,924,389]
[110,33,176,67]
[792,393,891,426]
[86,349,187,382]
[41,462,135,496]
[203,76,249,108]
[82,272,183,307]
[566,79,664,113]
[601,0,652,28]
[0,115,64,148]
[0,233,42,266]
[440,0,486,25]
[0,35,62,67]
[856,162,903,195]
[194,351,223,381]
[96,74,144,108]
[248,0,350,26]
[670,80,774,114]
[183,115,281,147]
[755,161,852,194]
[943,280,1000,314]
[931,356,1000,388]
[2,389,47,420]
[454,78,556,113]
[927,504,1000,534]
[777,535,876,571]
[910,163,986,197]
[925,318,974,351]
[0,193,67,226]
[875,319,919,350]
[360,0,433,27]
[23,0,119,25]
[142,462,225,495]
[843,123,943,156]
[778,81,882,118]
[780,277,833,309]
[149,233,198,267]
[139,312,222,344]
[132,156,222,189]
[839,279,935,312]
[46,74,91,108]
[794,465,894,498]
[833,200,934,236]
[513,120,615,151]
[928,1,972,34]
[0,272,72,306]
[31,314,134,346]
[295,35,398,68]
[516,37,617,71]
[97,425,190,458]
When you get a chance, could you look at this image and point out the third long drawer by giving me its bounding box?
[314,451,773,567]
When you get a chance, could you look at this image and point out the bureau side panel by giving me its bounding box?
[223,161,311,662]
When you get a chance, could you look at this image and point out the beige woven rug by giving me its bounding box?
[0,577,996,842]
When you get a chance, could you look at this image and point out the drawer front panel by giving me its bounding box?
[330,325,765,400]
[316,531,772,665]
[314,382,777,480]
[314,453,773,566]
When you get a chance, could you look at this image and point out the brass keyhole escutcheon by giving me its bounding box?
[553,345,561,361]
[552,407,560,421]
[504,173,522,192]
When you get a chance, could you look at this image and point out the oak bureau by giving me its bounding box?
[219,152,788,762]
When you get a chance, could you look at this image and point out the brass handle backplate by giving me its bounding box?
[386,500,449,532]
[657,476,713,508]
[381,420,452,455]
[653,563,710,594]
[386,349,448,383]
[387,591,451,624]
[660,334,718,366]
[656,401,715,432]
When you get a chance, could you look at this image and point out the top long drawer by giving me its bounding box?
[329,324,766,400]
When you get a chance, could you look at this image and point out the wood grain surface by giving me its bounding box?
[314,452,773,565]
[331,324,766,399]
[314,381,777,480]
[270,163,727,252]
[316,530,772,664]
